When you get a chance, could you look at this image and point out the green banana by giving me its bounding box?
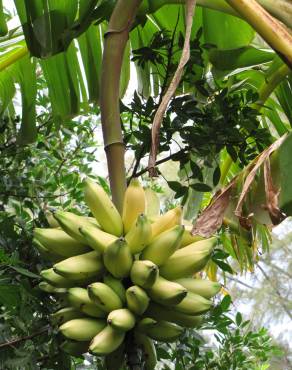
[54,251,104,281]
[137,318,184,342]
[103,238,133,278]
[45,211,60,228]
[103,275,126,304]
[53,210,99,243]
[159,237,217,280]
[130,260,158,289]
[126,285,149,315]
[40,268,76,288]
[105,342,125,370]
[141,225,184,265]
[174,292,212,315]
[125,214,152,254]
[79,223,118,253]
[89,325,125,355]
[67,287,106,318]
[122,178,146,234]
[107,308,136,331]
[144,302,203,328]
[151,206,182,239]
[51,307,84,326]
[83,178,123,236]
[88,282,123,313]
[180,226,204,248]
[147,276,187,305]
[38,281,67,294]
[33,238,62,262]
[175,278,221,299]
[134,332,157,370]
[34,228,89,257]
[59,318,106,341]
[60,340,90,357]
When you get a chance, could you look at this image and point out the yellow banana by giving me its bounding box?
[134,332,157,370]
[130,260,158,289]
[83,178,123,236]
[54,251,104,281]
[141,225,184,265]
[33,239,62,262]
[105,342,125,370]
[103,238,133,278]
[125,214,152,254]
[159,237,217,280]
[40,268,77,288]
[103,275,126,304]
[145,302,203,328]
[89,325,125,355]
[145,188,160,218]
[51,307,84,326]
[137,319,184,342]
[122,178,146,234]
[151,206,182,239]
[88,283,123,313]
[53,210,99,243]
[67,287,106,318]
[174,278,221,299]
[107,308,136,331]
[126,285,149,315]
[60,340,90,356]
[59,318,106,341]
[147,276,187,305]
[174,292,212,315]
[79,223,118,253]
[34,228,89,257]
[180,225,204,248]
[38,281,67,294]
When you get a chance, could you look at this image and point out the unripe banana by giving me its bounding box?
[175,278,221,299]
[53,210,99,243]
[147,276,187,305]
[180,225,204,248]
[67,287,106,318]
[103,238,133,278]
[130,260,158,289]
[54,251,104,281]
[45,211,60,228]
[33,239,62,262]
[134,332,157,370]
[88,283,123,313]
[144,302,203,328]
[145,188,160,218]
[174,292,212,315]
[38,281,67,294]
[137,319,184,342]
[103,275,126,304]
[105,342,125,370]
[60,340,88,358]
[51,307,84,326]
[151,206,182,239]
[125,214,152,254]
[34,228,89,257]
[83,178,123,236]
[89,325,125,355]
[59,318,106,341]
[60,340,90,356]
[40,268,76,288]
[79,223,117,253]
[107,309,136,331]
[141,225,184,265]
[122,178,146,234]
[126,285,149,315]
[159,237,217,280]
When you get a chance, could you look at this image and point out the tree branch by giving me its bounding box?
[0,326,49,349]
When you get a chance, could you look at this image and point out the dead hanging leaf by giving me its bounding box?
[234,134,287,228]
[263,158,286,225]
[191,182,234,238]
[148,0,196,177]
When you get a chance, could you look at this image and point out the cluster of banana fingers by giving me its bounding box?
[34,178,221,368]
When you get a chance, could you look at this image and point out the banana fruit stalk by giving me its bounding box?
[122,178,146,234]
[180,226,204,248]
[36,177,220,362]
[83,178,123,236]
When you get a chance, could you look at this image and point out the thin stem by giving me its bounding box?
[0,326,49,349]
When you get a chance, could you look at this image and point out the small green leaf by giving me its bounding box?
[191,183,212,192]
[220,295,232,312]
[213,166,221,186]
[213,259,233,274]
[9,266,40,279]
[236,312,242,326]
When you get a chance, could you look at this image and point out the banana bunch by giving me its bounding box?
[35,178,220,369]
